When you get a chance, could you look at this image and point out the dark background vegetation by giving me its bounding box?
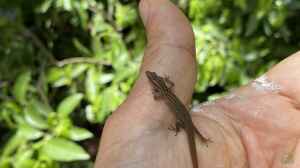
[0,0,299,167]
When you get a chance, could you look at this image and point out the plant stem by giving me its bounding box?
[55,57,111,67]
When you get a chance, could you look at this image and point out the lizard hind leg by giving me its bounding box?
[168,120,183,136]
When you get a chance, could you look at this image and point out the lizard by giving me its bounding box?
[145,71,210,168]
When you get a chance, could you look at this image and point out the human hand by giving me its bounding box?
[95,0,300,167]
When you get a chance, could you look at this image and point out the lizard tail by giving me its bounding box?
[187,131,199,168]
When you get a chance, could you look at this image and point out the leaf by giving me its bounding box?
[73,38,91,56]
[245,13,259,36]
[115,3,137,29]
[57,93,83,117]
[53,118,72,136]
[56,0,72,11]
[71,64,88,78]
[36,0,54,13]
[99,73,114,84]
[85,67,98,103]
[41,137,90,161]
[14,149,35,168]
[18,124,44,140]
[67,127,93,141]
[47,67,65,83]
[53,77,72,87]
[24,105,49,129]
[13,70,31,104]
[47,67,71,87]
[31,98,53,116]
[85,105,95,123]
[1,134,24,157]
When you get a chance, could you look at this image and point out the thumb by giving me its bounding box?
[138,0,196,103]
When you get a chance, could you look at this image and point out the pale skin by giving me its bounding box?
[95,0,300,167]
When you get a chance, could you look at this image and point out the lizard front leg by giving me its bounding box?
[151,87,164,100]
[164,76,175,90]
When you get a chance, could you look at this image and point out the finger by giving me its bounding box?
[98,0,197,149]
[137,0,197,104]
[97,1,198,155]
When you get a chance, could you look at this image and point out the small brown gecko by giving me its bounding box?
[145,71,210,168]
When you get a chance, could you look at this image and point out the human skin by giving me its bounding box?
[94,0,300,167]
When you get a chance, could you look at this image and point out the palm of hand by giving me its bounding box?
[223,55,300,167]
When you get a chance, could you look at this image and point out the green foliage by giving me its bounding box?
[0,0,300,167]
[41,137,90,161]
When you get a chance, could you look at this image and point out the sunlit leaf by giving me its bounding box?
[85,105,95,123]
[115,3,137,29]
[67,127,93,141]
[41,137,90,161]
[18,124,44,140]
[53,77,72,87]
[85,67,98,103]
[1,134,24,157]
[13,70,31,104]
[99,73,114,84]
[36,0,54,13]
[47,67,65,83]
[14,149,35,168]
[31,98,53,116]
[24,105,48,129]
[57,93,83,117]
[71,64,88,78]
[53,118,72,136]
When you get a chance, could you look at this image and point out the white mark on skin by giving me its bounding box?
[224,93,246,102]
[224,93,236,100]
[191,101,215,113]
[191,105,204,113]
[192,93,244,113]
[252,75,281,93]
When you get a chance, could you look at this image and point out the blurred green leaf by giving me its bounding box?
[245,13,259,36]
[73,38,91,57]
[85,105,95,123]
[13,70,31,104]
[24,104,48,129]
[47,67,65,83]
[1,134,24,157]
[56,0,73,11]
[36,0,54,13]
[85,67,99,103]
[41,137,90,161]
[18,124,44,140]
[14,149,35,168]
[31,98,53,116]
[99,73,114,84]
[57,93,83,117]
[115,3,137,29]
[53,118,72,136]
[67,127,93,141]
[71,64,88,79]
